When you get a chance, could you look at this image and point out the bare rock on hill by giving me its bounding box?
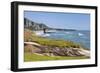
[24,43,90,57]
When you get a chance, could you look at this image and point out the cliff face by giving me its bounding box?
[24,18,76,31]
[24,18,49,30]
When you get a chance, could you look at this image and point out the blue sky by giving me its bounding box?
[24,11,90,30]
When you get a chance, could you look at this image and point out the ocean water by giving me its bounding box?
[44,30,90,49]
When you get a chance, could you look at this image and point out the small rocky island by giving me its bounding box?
[24,18,90,62]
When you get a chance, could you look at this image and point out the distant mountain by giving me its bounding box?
[24,18,76,31]
[24,18,49,30]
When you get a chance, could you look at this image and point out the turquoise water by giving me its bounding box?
[45,30,90,49]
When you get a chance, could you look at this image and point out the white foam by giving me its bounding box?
[34,31,50,37]
[65,32,71,34]
[78,33,84,36]
[42,34,50,37]
[35,31,43,35]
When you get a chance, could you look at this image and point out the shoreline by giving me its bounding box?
[33,30,90,50]
[24,29,90,61]
[33,30,50,37]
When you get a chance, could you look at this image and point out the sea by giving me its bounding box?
[35,30,90,49]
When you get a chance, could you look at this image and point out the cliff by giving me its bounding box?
[24,18,49,30]
[24,18,76,31]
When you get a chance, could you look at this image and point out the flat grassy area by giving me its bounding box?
[24,53,89,62]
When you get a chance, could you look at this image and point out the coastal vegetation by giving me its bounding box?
[24,29,90,62]
[24,29,81,48]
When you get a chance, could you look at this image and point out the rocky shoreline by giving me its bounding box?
[24,42,90,58]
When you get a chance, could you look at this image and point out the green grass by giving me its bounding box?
[24,53,89,62]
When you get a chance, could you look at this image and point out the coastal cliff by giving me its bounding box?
[24,18,76,31]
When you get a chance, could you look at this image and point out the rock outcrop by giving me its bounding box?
[24,18,76,31]
[24,42,90,57]
[24,18,49,30]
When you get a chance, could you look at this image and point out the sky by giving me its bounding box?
[24,11,90,30]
